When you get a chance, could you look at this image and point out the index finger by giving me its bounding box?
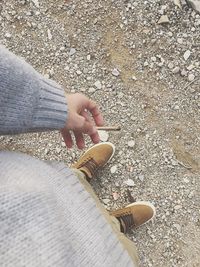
[86,100,104,126]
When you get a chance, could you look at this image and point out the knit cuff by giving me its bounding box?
[32,76,68,131]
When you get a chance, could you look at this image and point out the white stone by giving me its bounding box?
[168,62,174,69]
[110,165,117,174]
[177,38,183,44]
[174,0,182,9]
[112,68,120,77]
[94,80,102,89]
[158,15,170,24]
[187,64,195,71]
[102,198,110,205]
[47,29,52,40]
[5,32,11,38]
[32,0,39,8]
[188,73,195,81]
[88,87,96,93]
[69,48,76,56]
[98,130,109,142]
[183,50,191,61]
[138,174,145,182]
[174,205,182,210]
[124,179,135,187]
[172,66,180,74]
[128,140,135,148]
[87,55,91,60]
[186,0,200,13]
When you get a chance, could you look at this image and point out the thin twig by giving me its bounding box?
[97,126,121,131]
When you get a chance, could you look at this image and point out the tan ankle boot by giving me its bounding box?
[110,201,156,233]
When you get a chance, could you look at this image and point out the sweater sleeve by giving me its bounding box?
[0,46,68,135]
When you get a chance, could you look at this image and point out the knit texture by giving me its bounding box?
[0,45,67,134]
[0,151,135,267]
[0,46,136,266]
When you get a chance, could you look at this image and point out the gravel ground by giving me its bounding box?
[0,0,200,266]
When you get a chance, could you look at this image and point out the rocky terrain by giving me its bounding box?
[0,0,199,266]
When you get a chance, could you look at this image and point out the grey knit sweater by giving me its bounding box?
[0,46,135,267]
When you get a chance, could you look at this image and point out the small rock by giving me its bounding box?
[158,15,170,24]
[186,0,200,13]
[56,147,61,154]
[32,0,39,8]
[174,0,182,9]
[94,80,102,89]
[98,130,109,142]
[183,50,191,61]
[44,148,50,155]
[173,223,181,232]
[88,87,96,93]
[5,32,11,38]
[174,205,182,210]
[102,198,110,205]
[128,140,135,148]
[177,38,183,44]
[188,73,195,81]
[124,179,135,187]
[168,62,174,69]
[187,64,195,71]
[87,55,91,60]
[112,68,120,77]
[172,66,180,74]
[47,29,52,40]
[183,178,190,183]
[144,61,149,67]
[138,174,145,182]
[69,48,76,56]
[110,165,117,174]
[112,192,120,200]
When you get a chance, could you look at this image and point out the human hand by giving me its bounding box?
[61,93,104,149]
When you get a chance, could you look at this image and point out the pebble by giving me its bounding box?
[98,130,109,142]
[112,192,120,200]
[138,174,145,182]
[174,205,182,210]
[112,68,120,77]
[47,29,52,40]
[94,80,102,89]
[158,15,170,24]
[128,140,135,148]
[168,62,174,69]
[110,165,117,174]
[56,147,61,154]
[174,0,182,9]
[187,0,200,13]
[69,48,76,56]
[124,179,135,187]
[188,73,195,81]
[88,87,96,93]
[172,66,180,74]
[87,55,91,60]
[5,32,11,38]
[173,223,181,232]
[183,50,191,61]
[102,198,110,205]
[32,0,39,8]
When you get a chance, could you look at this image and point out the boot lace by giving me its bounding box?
[119,214,134,233]
[79,157,99,177]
